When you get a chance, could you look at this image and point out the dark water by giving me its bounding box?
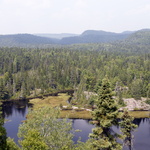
[2,100,32,144]
[2,101,150,150]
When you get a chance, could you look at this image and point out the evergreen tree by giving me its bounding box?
[90,78,122,150]
[120,110,137,150]
[0,102,7,150]
[0,79,9,100]
[130,79,143,100]
[74,76,86,104]
[147,83,150,98]
[115,81,124,106]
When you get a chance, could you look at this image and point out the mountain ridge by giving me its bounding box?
[0,29,149,47]
[34,33,79,39]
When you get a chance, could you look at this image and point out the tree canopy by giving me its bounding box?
[18,107,74,150]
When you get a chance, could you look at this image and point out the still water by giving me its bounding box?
[2,100,150,150]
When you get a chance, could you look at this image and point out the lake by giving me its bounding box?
[2,100,150,150]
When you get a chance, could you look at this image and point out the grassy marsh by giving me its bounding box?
[60,110,92,119]
[129,111,150,118]
[29,93,92,119]
[29,93,150,119]
[29,93,70,109]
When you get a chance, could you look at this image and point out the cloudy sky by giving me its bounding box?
[0,0,150,34]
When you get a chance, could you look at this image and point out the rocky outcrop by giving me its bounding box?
[120,98,150,111]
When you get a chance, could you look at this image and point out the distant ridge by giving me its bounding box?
[121,31,135,34]
[81,30,117,36]
[59,30,132,44]
[35,33,79,39]
[0,34,58,47]
[0,29,149,47]
[123,29,150,45]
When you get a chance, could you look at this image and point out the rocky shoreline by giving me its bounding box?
[120,98,150,111]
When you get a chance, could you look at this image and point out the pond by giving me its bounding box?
[2,100,150,150]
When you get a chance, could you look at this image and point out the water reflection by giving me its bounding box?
[2,100,32,118]
[2,100,32,144]
[132,118,150,150]
[72,119,94,143]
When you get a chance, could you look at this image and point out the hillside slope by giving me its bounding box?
[0,34,58,47]
[123,29,150,45]
[60,30,132,44]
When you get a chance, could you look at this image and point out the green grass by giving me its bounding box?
[60,110,92,119]
[29,94,150,119]
[29,93,70,109]
[129,111,150,118]
[29,93,92,119]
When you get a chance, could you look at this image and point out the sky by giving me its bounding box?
[0,0,150,34]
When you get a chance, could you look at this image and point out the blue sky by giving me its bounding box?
[0,0,150,34]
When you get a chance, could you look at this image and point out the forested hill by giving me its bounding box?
[59,30,132,44]
[0,34,58,47]
[123,29,150,45]
[0,29,150,47]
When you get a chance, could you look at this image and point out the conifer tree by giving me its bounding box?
[90,78,122,150]
[74,76,86,104]
[0,102,7,150]
[120,110,137,150]
[130,79,143,100]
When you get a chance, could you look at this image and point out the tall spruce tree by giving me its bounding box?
[0,102,7,150]
[120,110,137,150]
[90,78,122,150]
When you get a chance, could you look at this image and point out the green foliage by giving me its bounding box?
[88,95,97,108]
[6,137,20,150]
[130,79,143,100]
[73,76,87,104]
[120,110,137,149]
[19,129,48,150]
[18,107,74,150]
[92,78,119,126]
[147,83,150,98]
[0,45,149,101]
[0,79,9,100]
[0,102,7,150]
[145,98,150,105]
[90,78,122,150]
[74,139,93,150]
[124,29,150,45]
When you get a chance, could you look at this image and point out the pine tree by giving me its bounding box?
[90,78,122,150]
[74,76,86,104]
[120,110,137,150]
[0,102,7,150]
[130,79,143,100]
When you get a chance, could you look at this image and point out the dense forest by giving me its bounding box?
[0,40,150,101]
